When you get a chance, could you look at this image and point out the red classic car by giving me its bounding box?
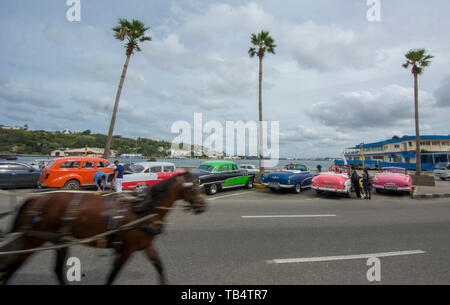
[312,167,352,197]
[373,167,412,195]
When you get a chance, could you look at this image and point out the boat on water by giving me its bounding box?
[0,155,17,161]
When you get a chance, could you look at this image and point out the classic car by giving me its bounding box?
[433,163,450,181]
[0,162,41,189]
[312,167,352,197]
[373,167,412,194]
[239,164,259,174]
[119,162,184,190]
[192,161,255,195]
[261,164,315,193]
[38,157,114,190]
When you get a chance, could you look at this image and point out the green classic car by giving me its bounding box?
[192,161,255,195]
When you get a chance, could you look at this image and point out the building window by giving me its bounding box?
[442,142,449,146]
[409,142,413,147]
[432,141,440,146]
[394,144,400,149]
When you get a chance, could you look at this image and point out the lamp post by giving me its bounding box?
[361,142,365,170]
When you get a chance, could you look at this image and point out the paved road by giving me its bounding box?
[1,188,450,285]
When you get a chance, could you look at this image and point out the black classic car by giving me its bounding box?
[192,161,255,195]
[0,162,41,189]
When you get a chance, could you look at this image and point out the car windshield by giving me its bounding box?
[130,164,145,173]
[435,163,449,169]
[198,164,215,172]
[285,164,306,171]
[383,168,406,174]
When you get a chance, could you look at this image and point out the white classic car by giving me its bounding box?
[433,163,450,180]
[108,162,183,190]
[239,164,259,174]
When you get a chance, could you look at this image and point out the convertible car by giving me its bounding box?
[261,164,315,193]
[192,161,255,195]
[312,167,352,197]
[373,167,412,195]
[433,163,450,181]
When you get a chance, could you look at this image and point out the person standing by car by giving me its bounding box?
[351,166,362,199]
[112,160,124,192]
[362,168,372,200]
[94,171,106,191]
[317,164,322,173]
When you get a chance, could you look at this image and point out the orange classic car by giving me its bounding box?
[38,157,114,190]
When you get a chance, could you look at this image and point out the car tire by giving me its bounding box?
[269,187,276,192]
[245,178,254,189]
[440,177,446,181]
[315,190,323,195]
[63,179,80,190]
[293,184,301,193]
[207,184,218,195]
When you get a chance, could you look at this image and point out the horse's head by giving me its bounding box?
[176,172,208,214]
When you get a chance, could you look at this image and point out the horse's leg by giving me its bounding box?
[0,253,32,285]
[105,249,133,285]
[54,247,69,285]
[145,244,167,285]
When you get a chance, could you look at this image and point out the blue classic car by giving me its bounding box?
[261,164,316,193]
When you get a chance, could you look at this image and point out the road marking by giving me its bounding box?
[269,250,426,264]
[242,215,336,219]
[209,191,253,201]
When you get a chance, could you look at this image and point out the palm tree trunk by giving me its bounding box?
[258,56,264,177]
[104,54,131,159]
[414,72,421,175]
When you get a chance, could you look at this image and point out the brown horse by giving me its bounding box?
[0,171,207,285]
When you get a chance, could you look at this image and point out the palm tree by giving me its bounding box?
[402,49,433,175]
[248,31,276,177]
[103,18,152,159]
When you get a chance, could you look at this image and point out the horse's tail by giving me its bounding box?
[10,197,35,233]
[0,198,35,274]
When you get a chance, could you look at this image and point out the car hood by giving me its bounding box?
[374,173,411,184]
[313,172,350,185]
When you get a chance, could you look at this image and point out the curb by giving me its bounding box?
[413,193,450,199]
[412,186,450,199]
[253,184,267,190]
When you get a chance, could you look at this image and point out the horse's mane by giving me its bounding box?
[142,171,191,213]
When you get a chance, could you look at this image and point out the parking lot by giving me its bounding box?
[1,185,450,285]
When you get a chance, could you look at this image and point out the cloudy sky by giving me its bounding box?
[1,0,449,158]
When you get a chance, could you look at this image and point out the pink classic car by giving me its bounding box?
[373,167,412,195]
[312,167,352,197]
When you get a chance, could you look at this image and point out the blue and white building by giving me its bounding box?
[338,135,450,171]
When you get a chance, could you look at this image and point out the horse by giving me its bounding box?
[0,171,207,285]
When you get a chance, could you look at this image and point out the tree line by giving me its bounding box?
[0,129,172,157]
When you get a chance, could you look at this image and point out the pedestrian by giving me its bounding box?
[94,171,106,191]
[362,168,372,200]
[112,160,124,193]
[317,164,322,173]
[351,166,363,199]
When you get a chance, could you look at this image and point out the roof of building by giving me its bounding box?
[354,135,450,149]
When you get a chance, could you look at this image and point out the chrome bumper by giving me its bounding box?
[312,186,349,193]
[262,182,294,189]
[374,185,411,191]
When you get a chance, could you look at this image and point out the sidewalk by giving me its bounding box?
[413,180,450,199]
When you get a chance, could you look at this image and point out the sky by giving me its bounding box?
[1,0,449,158]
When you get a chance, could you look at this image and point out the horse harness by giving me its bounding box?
[23,191,162,245]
